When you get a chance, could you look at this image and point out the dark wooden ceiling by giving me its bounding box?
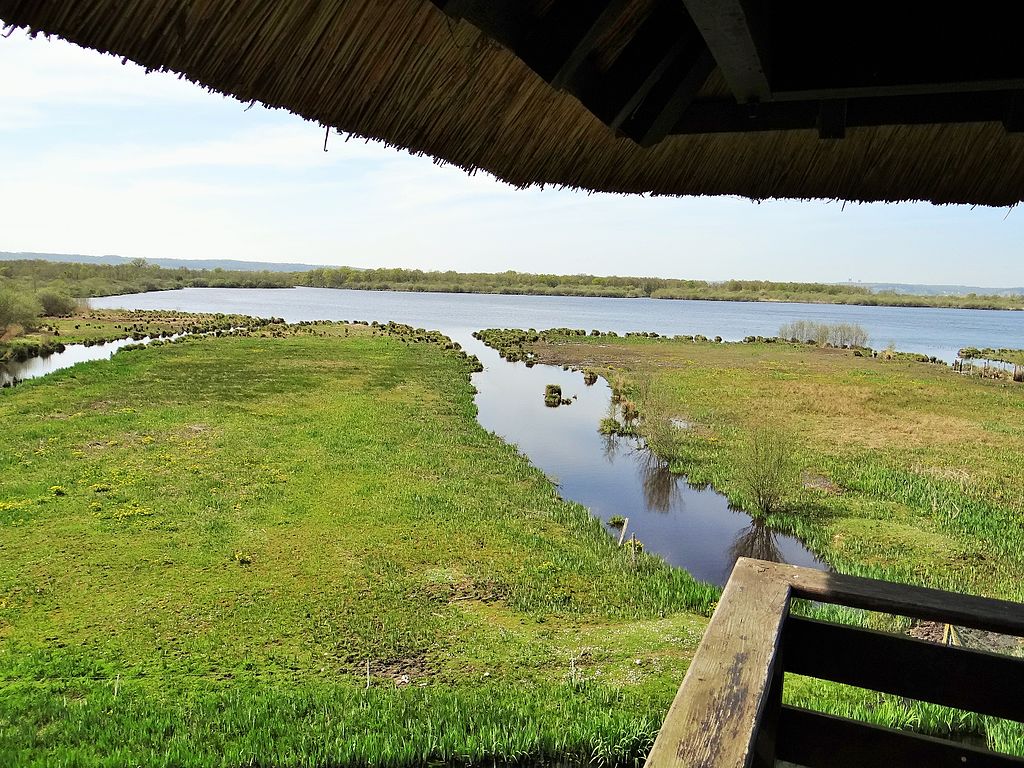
[433,0,1024,145]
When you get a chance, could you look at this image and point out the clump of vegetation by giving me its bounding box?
[583,370,599,386]
[608,515,626,528]
[779,320,869,348]
[544,384,563,407]
[34,288,79,317]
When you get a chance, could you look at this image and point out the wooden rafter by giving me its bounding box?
[680,0,770,104]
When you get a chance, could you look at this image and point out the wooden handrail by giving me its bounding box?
[644,558,1024,768]
[643,559,791,768]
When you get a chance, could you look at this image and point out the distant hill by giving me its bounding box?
[0,251,326,273]
[857,282,1024,297]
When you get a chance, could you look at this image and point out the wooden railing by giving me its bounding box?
[645,558,1024,768]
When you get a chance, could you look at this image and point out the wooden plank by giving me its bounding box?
[643,558,791,768]
[776,705,1024,768]
[784,617,1024,723]
[738,559,1024,637]
[679,0,770,104]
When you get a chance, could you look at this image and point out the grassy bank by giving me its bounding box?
[1,309,275,365]
[0,318,716,767]
[477,329,1024,754]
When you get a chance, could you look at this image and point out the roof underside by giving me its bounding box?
[3,0,1024,205]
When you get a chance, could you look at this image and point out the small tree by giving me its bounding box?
[738,428,794,516]
[0,288,41,332]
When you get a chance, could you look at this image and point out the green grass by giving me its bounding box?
[0,321,715,766]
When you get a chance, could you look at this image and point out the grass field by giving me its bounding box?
[0,321,718,767]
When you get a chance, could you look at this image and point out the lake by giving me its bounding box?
[91,286,1024,362]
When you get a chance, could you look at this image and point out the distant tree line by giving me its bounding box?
[296,268,1023,309]
[2,258,1021,335]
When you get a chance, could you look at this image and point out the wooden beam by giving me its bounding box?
[672,92,1024,135]
[549,0,633,90]
[737,559,1024,637]
[569,2,695,132]
[773,78,1024,103]
[624,45,715,147]
[784,617,1024,722]
[679,0,770,104]
[816,99,847,140]
[429,0,532,53]
[777,706,1024,768]
[643,558,791,768]
[1005,93,1024,133]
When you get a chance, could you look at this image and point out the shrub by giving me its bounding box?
[0,288,41,331]
[35,288,78,317]
[737,428,795,516]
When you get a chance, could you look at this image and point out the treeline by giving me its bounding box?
[297,268,881,300]
[0,258,295,301]
[296,267,1024,310]
[3,258,1022,312]
[297,267,660,297]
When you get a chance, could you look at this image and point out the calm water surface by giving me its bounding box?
[13,287,1024,583]
[91,286,1024,362]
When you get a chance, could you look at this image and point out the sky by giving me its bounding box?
[1,27,1022,287]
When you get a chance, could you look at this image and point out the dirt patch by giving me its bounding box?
[908,621,1023,655]
[358,654,431,685]
[421,578,503,605]
[801,471,843,494]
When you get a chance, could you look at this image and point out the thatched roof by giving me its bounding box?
[3,0,1024,205]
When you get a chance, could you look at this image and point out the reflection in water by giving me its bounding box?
[638,452,683,513]
[729,520,785,565]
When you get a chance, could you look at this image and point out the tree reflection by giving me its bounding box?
[729,520,784,564]
[638,452,682,512]
[600,431,621,463]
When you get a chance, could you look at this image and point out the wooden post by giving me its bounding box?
[618,517,630,546]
